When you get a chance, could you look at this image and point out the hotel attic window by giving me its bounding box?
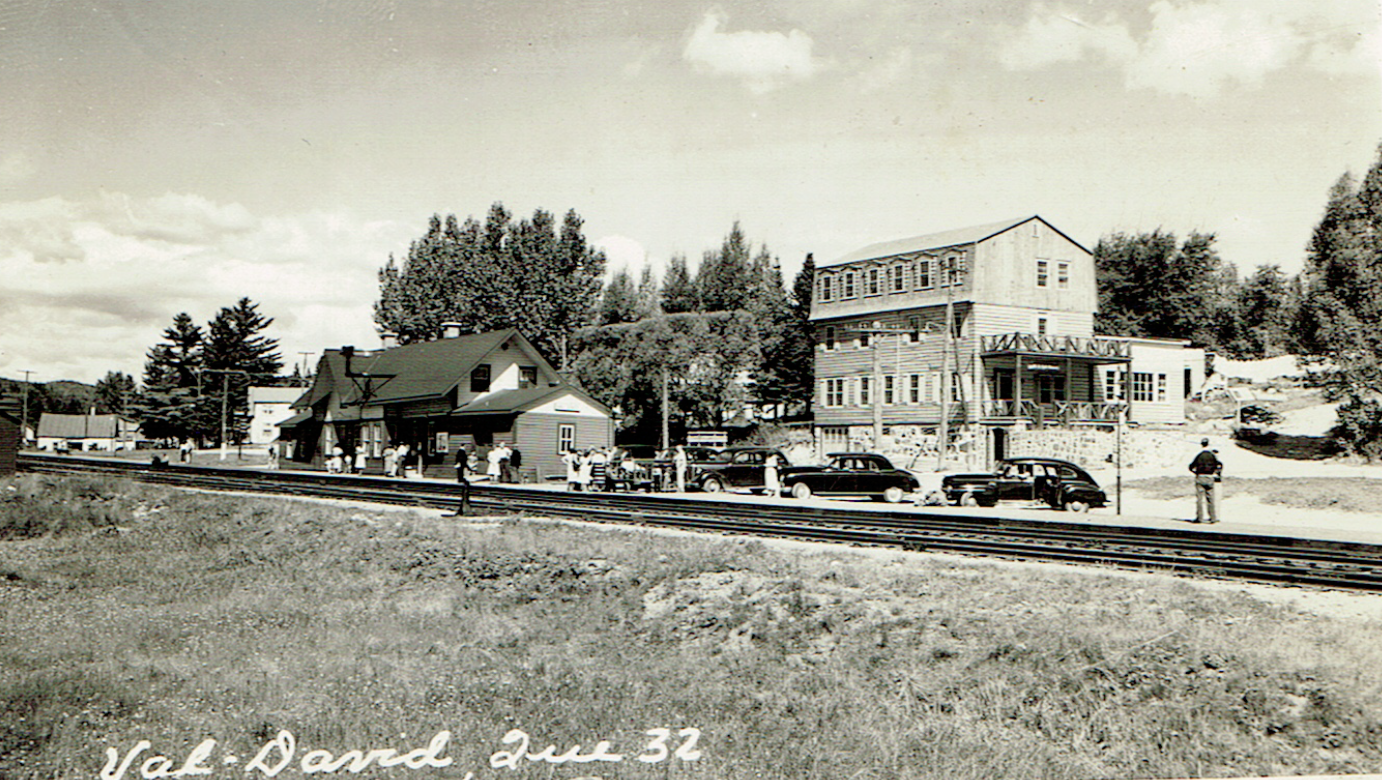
[819,275,833,302]
[915,258,932,290]
[843,271,857,298]
[866,268,881,296]
[889,263,905,293]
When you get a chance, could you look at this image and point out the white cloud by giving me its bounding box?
[0,192,410,383]
[683,9,828,93]
[858,46,917,93]
[1000,0,1382,97]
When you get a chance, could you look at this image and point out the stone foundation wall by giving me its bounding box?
[1007,427,1198,469]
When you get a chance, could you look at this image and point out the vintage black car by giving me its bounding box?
[941,457,1107,511]
[690,446,789,493]
[780,452,920,503]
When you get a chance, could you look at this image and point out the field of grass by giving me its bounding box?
[5,475,1382,779]
[1128,476,1382,514]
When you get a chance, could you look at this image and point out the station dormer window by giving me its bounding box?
[519,366,538,389]
[470,364,491,393]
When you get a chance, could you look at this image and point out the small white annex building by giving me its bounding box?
[247,386,304,445]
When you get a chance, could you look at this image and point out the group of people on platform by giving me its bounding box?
[451,442,523,485]
[560,446,648,492]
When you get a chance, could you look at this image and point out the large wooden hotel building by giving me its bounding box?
[810,216,1204,462]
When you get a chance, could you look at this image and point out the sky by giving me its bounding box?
[1,0,1379,384]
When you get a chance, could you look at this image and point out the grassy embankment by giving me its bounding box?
[4,475,1382,779]
[1129,476,1382,514]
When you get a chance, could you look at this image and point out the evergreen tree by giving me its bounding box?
[94,371,136,416]
[660,254,698,313]
[374,205,605,364]
[696,222,754,312]
[635,265,660,319]
[1233,264,1296,358]
[599,269,639,325]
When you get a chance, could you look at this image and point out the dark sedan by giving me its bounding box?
[781,452,920,503]
[941,457,1107,511]
[690,446,788,493]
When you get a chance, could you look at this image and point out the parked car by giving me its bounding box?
[689,446,788,493]
[941,457,1107,511]
[606,444,660,491]
[780,452,920,503]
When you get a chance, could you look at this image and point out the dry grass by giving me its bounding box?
[4,475,1382,779]
[1128,476,1382,514]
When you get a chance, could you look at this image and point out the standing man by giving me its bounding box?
[1188,438,1223,524]
[454,446,473,515]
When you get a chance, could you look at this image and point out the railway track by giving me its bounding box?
[17,453,1382,593]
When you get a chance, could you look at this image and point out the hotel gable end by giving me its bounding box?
[810,216,1204,462]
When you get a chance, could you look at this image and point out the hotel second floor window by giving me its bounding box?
[470,364,491,393]
[889,263,905,293]
[1058,262,1070,288]
[867,268,881,296]
[909,374,921,404]
[843,271,857,298]
[915,258,932,289]
[519,366,538,389]
[883,375,895,405]
[859,377,872,406]
[1131,372,1154,402]
[824,326,836,351]
[858,329,871,349]
[819,274,833,302]
[1037,259,1049,288]
[824,378,845,407]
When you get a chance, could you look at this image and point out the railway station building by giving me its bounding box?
[278,327,612,481]
[810,215,1205,465]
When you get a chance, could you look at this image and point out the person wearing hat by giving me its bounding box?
[1188,437,1223,523]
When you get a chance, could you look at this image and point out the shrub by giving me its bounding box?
[1330,397,1382,461]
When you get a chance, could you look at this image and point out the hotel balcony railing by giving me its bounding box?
[981,332,1130,360]
[982,399,1127,423]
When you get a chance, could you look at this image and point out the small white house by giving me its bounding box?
[247,386,305,445]
[36,413,138,452]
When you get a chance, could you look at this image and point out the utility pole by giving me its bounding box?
[298,352,313,386]
[201,369,251,461]
[19,370,31,448]
[660,366,670,452]
[938,255,956,471]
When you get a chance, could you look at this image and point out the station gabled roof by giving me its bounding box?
[819,215,1090,268]
[295,328,577,411]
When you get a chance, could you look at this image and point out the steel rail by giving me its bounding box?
[17,453,1382,592]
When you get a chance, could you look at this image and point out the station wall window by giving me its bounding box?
[1157,373,1167,403]
[558,423,575,454]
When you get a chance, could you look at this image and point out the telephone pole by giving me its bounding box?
[19,370,32,447]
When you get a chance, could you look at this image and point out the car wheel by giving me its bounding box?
[883,486,905,504]
[1063,499,1089,513]
[960,492,979,507]
[791,482,812,499]
[701,477,724,494]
